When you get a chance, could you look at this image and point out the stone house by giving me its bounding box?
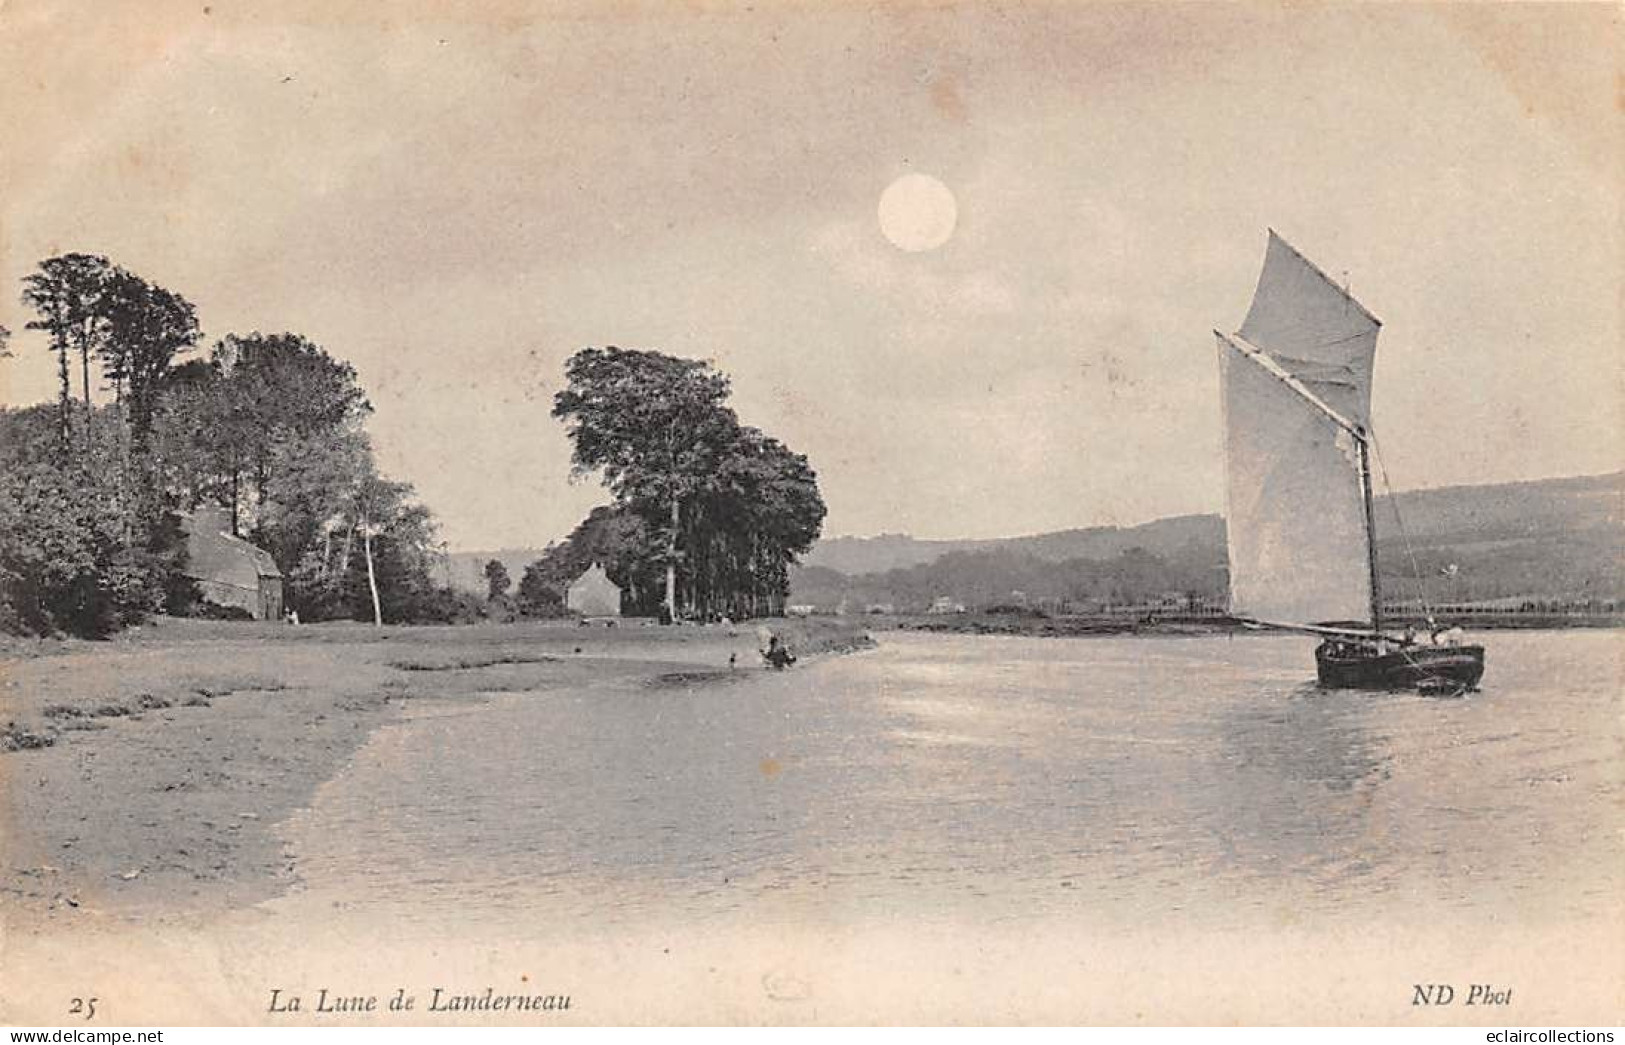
[180,507,284,621]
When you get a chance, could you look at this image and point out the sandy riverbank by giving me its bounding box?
[0,616,872,930]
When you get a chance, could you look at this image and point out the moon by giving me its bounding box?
[877,173,958,252]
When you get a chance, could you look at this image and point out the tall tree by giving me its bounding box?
[483,559,511,601]
[355,479,384,627]
[150,360,252,526]
[553,347,739,620]
[670,426,825,618]
[154,333,372,535]
[20,253,115,444]
[344,471,437,627]
[710,428,826,616]
[101,270,200,442]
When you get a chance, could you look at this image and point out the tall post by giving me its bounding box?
[1356,431,1382,635]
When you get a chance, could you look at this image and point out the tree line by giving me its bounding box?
[1,252,468,636]
[789,545,1226,615]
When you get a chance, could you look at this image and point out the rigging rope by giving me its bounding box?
[1368,430,1435,623]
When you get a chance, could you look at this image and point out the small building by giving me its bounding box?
[928,595,967,615]
[566,563,622,617]
[181,507,284,621]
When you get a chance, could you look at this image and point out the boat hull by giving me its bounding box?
[1315,641,1485,692]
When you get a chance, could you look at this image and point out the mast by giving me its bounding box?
[1356,432,1382,634]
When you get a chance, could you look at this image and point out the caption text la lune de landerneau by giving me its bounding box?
[267,987,570,1016]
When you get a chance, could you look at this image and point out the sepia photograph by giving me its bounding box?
[0,0,1620,1028]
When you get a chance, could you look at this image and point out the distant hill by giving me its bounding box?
[792,472,1624,611]
[804,473,1623,571]
[803,515,1224,575]
[451,473,1623,608]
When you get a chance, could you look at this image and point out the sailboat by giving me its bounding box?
[1215,231,1486,692]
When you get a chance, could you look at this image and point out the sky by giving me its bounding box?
[1,1,1619,551]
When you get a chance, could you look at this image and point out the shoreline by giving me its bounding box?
[0,616,873,933]
[875,611,1625,639]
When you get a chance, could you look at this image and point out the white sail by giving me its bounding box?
[1220,231,1379,626]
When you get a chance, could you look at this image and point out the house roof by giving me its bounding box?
[568,563,621,594]
[181,511,282,589]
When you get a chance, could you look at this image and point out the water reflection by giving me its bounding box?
[269,630,1623,939]
[1194,680,1400,905]
[1219,682,1393,793]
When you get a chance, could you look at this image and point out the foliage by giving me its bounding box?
[680,426,825,618]
[3,253,449,635]
[551,347,826,619]
[152,332,372,535]
[514,562,566,617]
[20,254,117,438]
[0,406,173,635]
[271,454,444,624]
[100,269,200,440]
[518,505,663,616]
[552,347,737,507]
[144,332,446,624]
[483,559,511,601]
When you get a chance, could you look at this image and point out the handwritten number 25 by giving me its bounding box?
[69,997,97,1020]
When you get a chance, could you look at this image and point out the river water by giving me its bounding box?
[267,629,1622,945]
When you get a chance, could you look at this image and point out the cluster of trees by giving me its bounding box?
[1,252,461,636]
[1,254,203,635]
[152,332,467,625]
[543,347,826,620]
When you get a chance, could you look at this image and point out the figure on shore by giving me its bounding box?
[762,634,796,670]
